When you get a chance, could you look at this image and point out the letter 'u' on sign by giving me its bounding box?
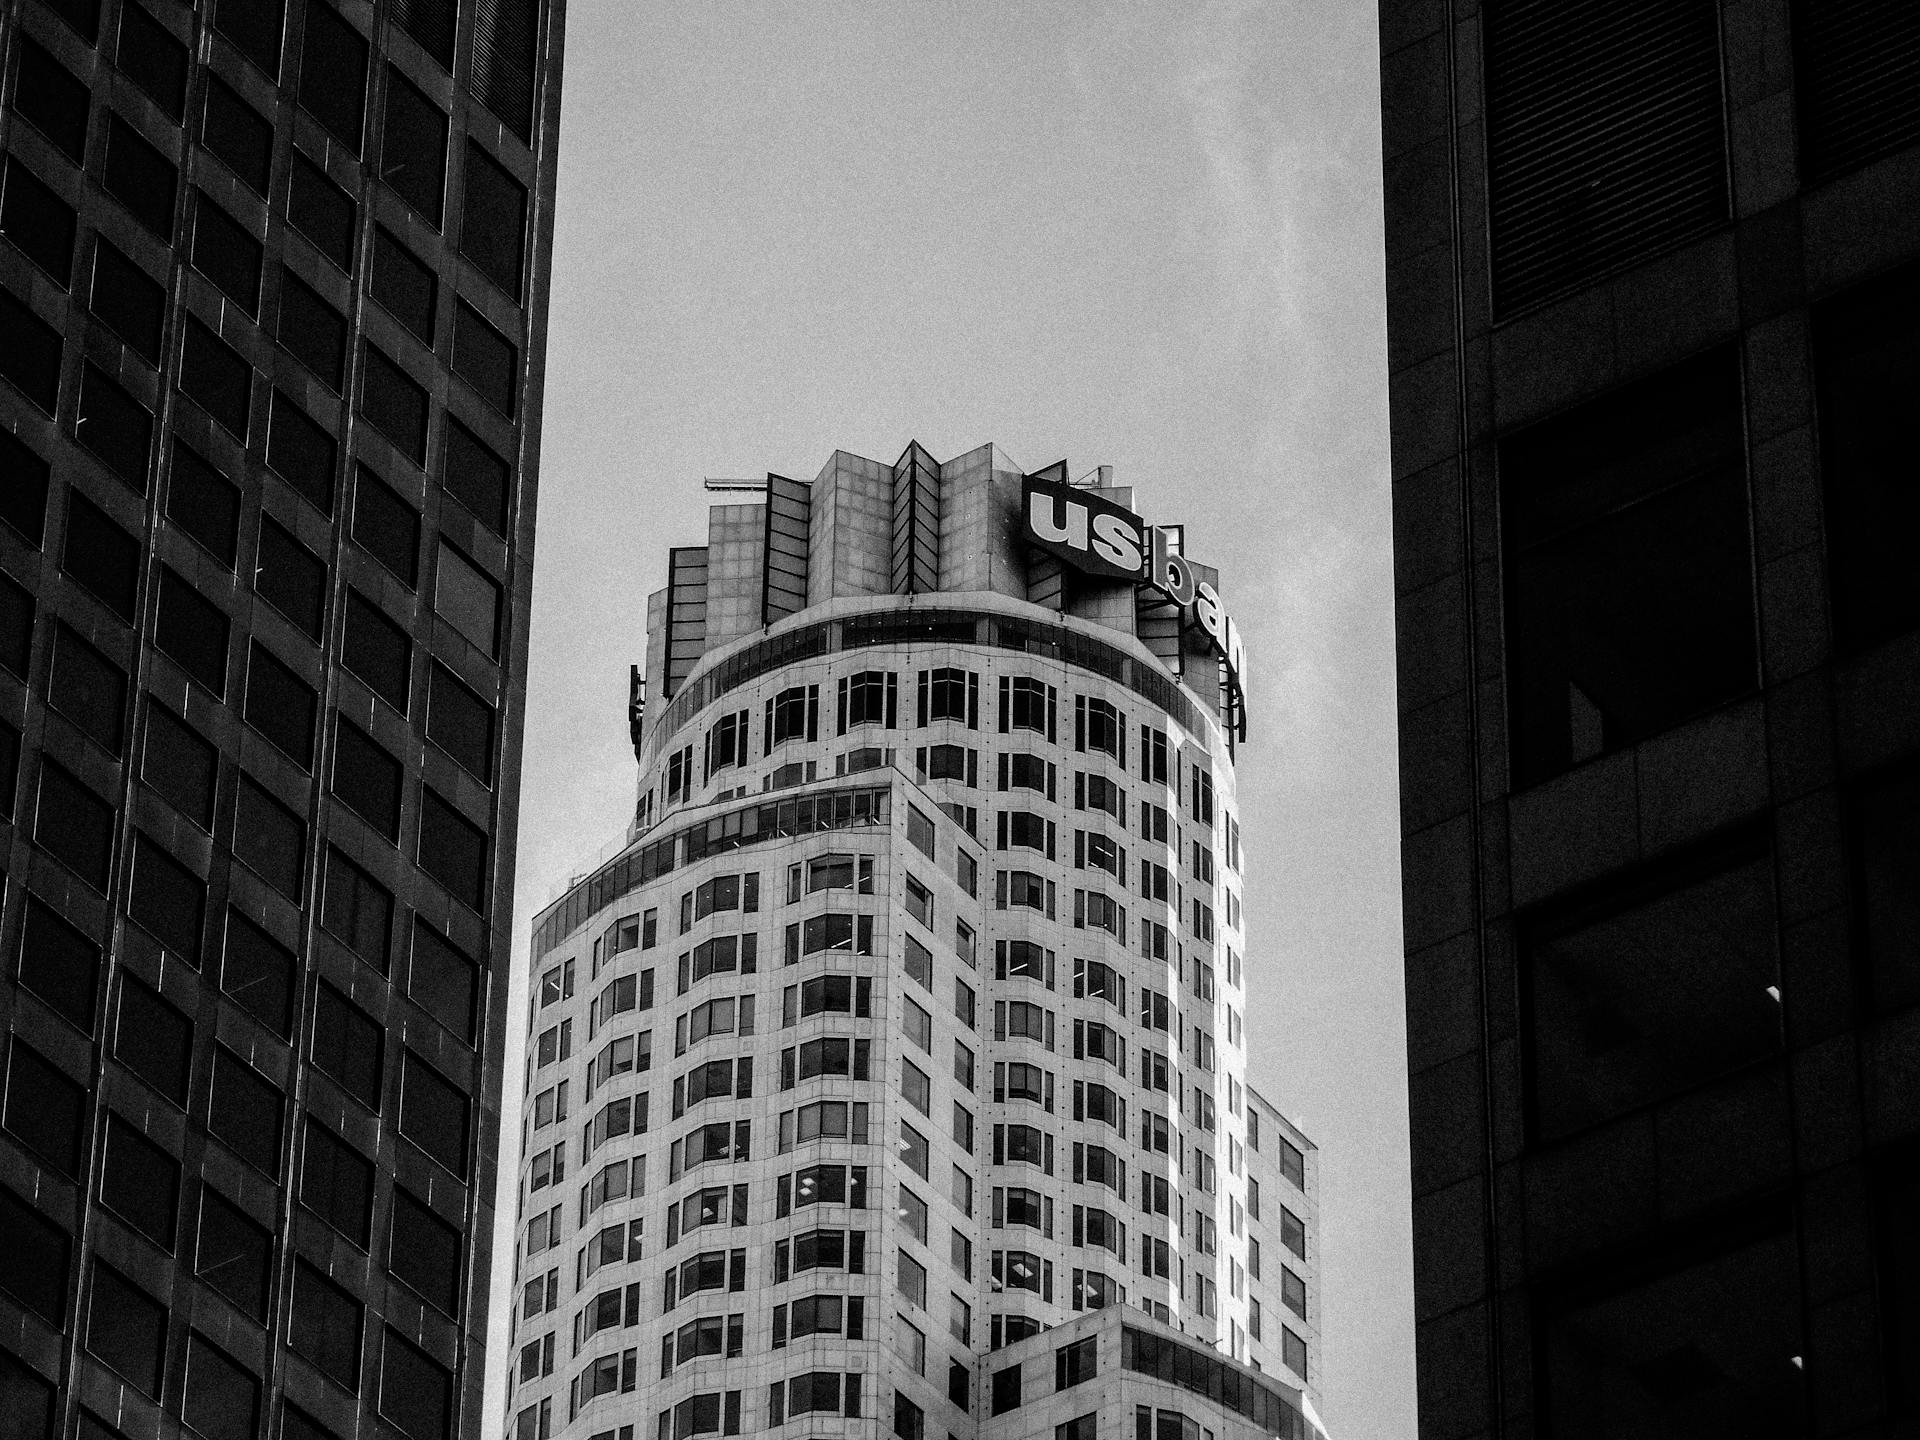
[1028,489,1088,550]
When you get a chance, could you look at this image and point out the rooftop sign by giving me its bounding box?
[1022,472,1248,738]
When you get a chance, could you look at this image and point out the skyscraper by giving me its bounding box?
[1380,0,1920,1434]
[0,0,562,1436]
[508,447,1326,1440]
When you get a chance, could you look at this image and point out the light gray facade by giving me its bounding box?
[507,445,1319,1440]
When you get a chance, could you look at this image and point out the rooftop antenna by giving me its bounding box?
[1071,465,1114,489]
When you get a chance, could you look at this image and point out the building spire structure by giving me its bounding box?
[510,443,1324,1440]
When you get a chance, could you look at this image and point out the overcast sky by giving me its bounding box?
[490,3,1410,1434]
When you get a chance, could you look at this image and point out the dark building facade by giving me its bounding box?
[1381,1,1920,1436]
[0,0,562,1437]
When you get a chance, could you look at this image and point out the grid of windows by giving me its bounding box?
[0,0,558,1433]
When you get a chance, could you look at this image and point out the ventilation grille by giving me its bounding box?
[391,0,456,70]
[472,0,539,142]
[1485,0,1730,320]
[1795,0,1920,183]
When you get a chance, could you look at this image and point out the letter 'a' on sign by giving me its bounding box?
[1021,471,1147,583]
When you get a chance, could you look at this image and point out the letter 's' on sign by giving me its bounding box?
[1022,475,1146,582]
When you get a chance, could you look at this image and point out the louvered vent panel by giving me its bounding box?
[392,0,457,70]
[472,0,539,142]
[1485,0,1730,319]
[1795,0,1920,182]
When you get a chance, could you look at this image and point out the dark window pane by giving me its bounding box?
[359,343,428,464]
[332,716,402,839]
[156,565,231,694]
[452,301,516,416]
[89,239,166,362]
[0,720,18,819]
[0,572,33,676]
[266,389,338,514]
[352,467,420,586]
[344,590,410,711]
[458,142,526,300]
[408,919,475,1043]
[13,38,91,163]
[86,1262,165,1393]
[277,267,346,390]
[0,288,62,413]
[3,1038,87,1174]
[1538,1208,1802,1439]
[234,774,305,901]
[378,67,447,226]
[190,190,263,314]
[103,114,177,240]
[389,1186,459,1313]
[0,1183,71,1324]
[208,1047,283,1177]
[282,1404,339,1440]
[443,418,509,535]
[419,786,487,912]
[1527,845,1781,1141]
[196,1188,272,1320]
[302,1116,374,1243]
[245,641,317,768]
[255,515,328,639]
[128,830,207,964]
[167,440,240,566]
[400,1051,468,1176]
[0,430,50,544]
[49,622,128,754]
[298,0,368,153]
[143,699,218,827]
[0,1349,56,1440]
[78,362,155,488]
[380,1327,453,1440]
[100,1115,180,1249]
[201,75,274,193]
[1852,762,1920,1014]
[1814,261,1920,652]
[472,0,537,141]
[322,845,392,972]
[116,974,192,1103]
[394,0,455,69]
[312,982,384,1109]
[426,662,492,783]
[370,225,436,341]
[290,1261,362,1387]
[1502,346,1753,788]
[18,895,100,1033]
[214,0,286,79]
[288,150,356,271]
[182,1334,259,1440]
[116,3,189,120]
[433,541,500,656]
[36,761,115,890]
[1,156,76,286]
[180,314,253,438]
[64,489,140,614]
[221,909,296,1036]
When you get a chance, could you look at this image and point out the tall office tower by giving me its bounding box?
[1379,0,1920,1435]
[510,448,1328,1440]
[0,0,563,1436]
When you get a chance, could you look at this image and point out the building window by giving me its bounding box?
[289,151,356,271]
[104,114,178,240]
[379,1327,454,1440]
[298,0,368,151]
[3,155,76,288]
[156,566,231,695]
[372,225,438,342]
[1056,1336,1098,1390]
[115,974,191,1105]
[435,541,501,656]
[290,1261,363,1389]
[87,1262,166,1393]
[127,831,206,962]
[353,468,422,586]
[195,1188,271,1321]
[4,1039,86,1176]
[64,489,141,619]
[14,38,90,161]
[221,909,295,1038]
[459,140,528,300]
[991,1363,1022,1415]
[190,190,262,312]
[453,300,517,415]
[99,1116,179,1250]
[1282,1267,1307,1318]
[233,775,306,901]
[90,238,163,358]
[1501,346,1753,788]
[1813,260,1920,652]
[380,67,449,225]
[312,981,385,1111]
[409,919,478,1044]
[401,1052,471,1178]
[278,268,347,391]
[245,641,318,770]
[344,590,413,711]
[1525,841,1780,1142]
[18,897,99,1034]
[202,73,272,192]
[444,419,512,536]
[360,342,429,464]
[208,1048,284,1178]
[255,514,327,639]
[182,1333,260,1440]
[333,717,403,840]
